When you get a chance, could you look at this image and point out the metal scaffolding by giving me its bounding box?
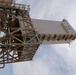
[0,1,76,69]
[0,2,40,68]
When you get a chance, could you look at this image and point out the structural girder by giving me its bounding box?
[0,2,40,68]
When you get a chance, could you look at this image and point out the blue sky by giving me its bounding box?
[0,0,76,75]
[0,64,13,75]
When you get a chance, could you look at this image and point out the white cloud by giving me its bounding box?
[12,0,76,75]
[12,45,76,75]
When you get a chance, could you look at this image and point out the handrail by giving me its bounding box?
[0,1,30,11]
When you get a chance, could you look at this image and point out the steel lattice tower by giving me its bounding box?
[0,1,40,68]
[0,1,76,68]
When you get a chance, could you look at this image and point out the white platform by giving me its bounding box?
[31,19,76,44]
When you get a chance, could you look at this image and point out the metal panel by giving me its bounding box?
[31,19,76,44]
[32,19,76,35]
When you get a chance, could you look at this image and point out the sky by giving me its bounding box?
[0,0,76,75]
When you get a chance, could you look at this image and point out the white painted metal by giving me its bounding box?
[32,19,76,34]
[31,19,76,44]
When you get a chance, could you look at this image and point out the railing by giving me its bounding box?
[0,1,30,11]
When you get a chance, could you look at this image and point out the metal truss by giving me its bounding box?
[0,2,40,68]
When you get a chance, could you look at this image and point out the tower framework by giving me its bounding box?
[0,1,76,68]
[0,1,40,68]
